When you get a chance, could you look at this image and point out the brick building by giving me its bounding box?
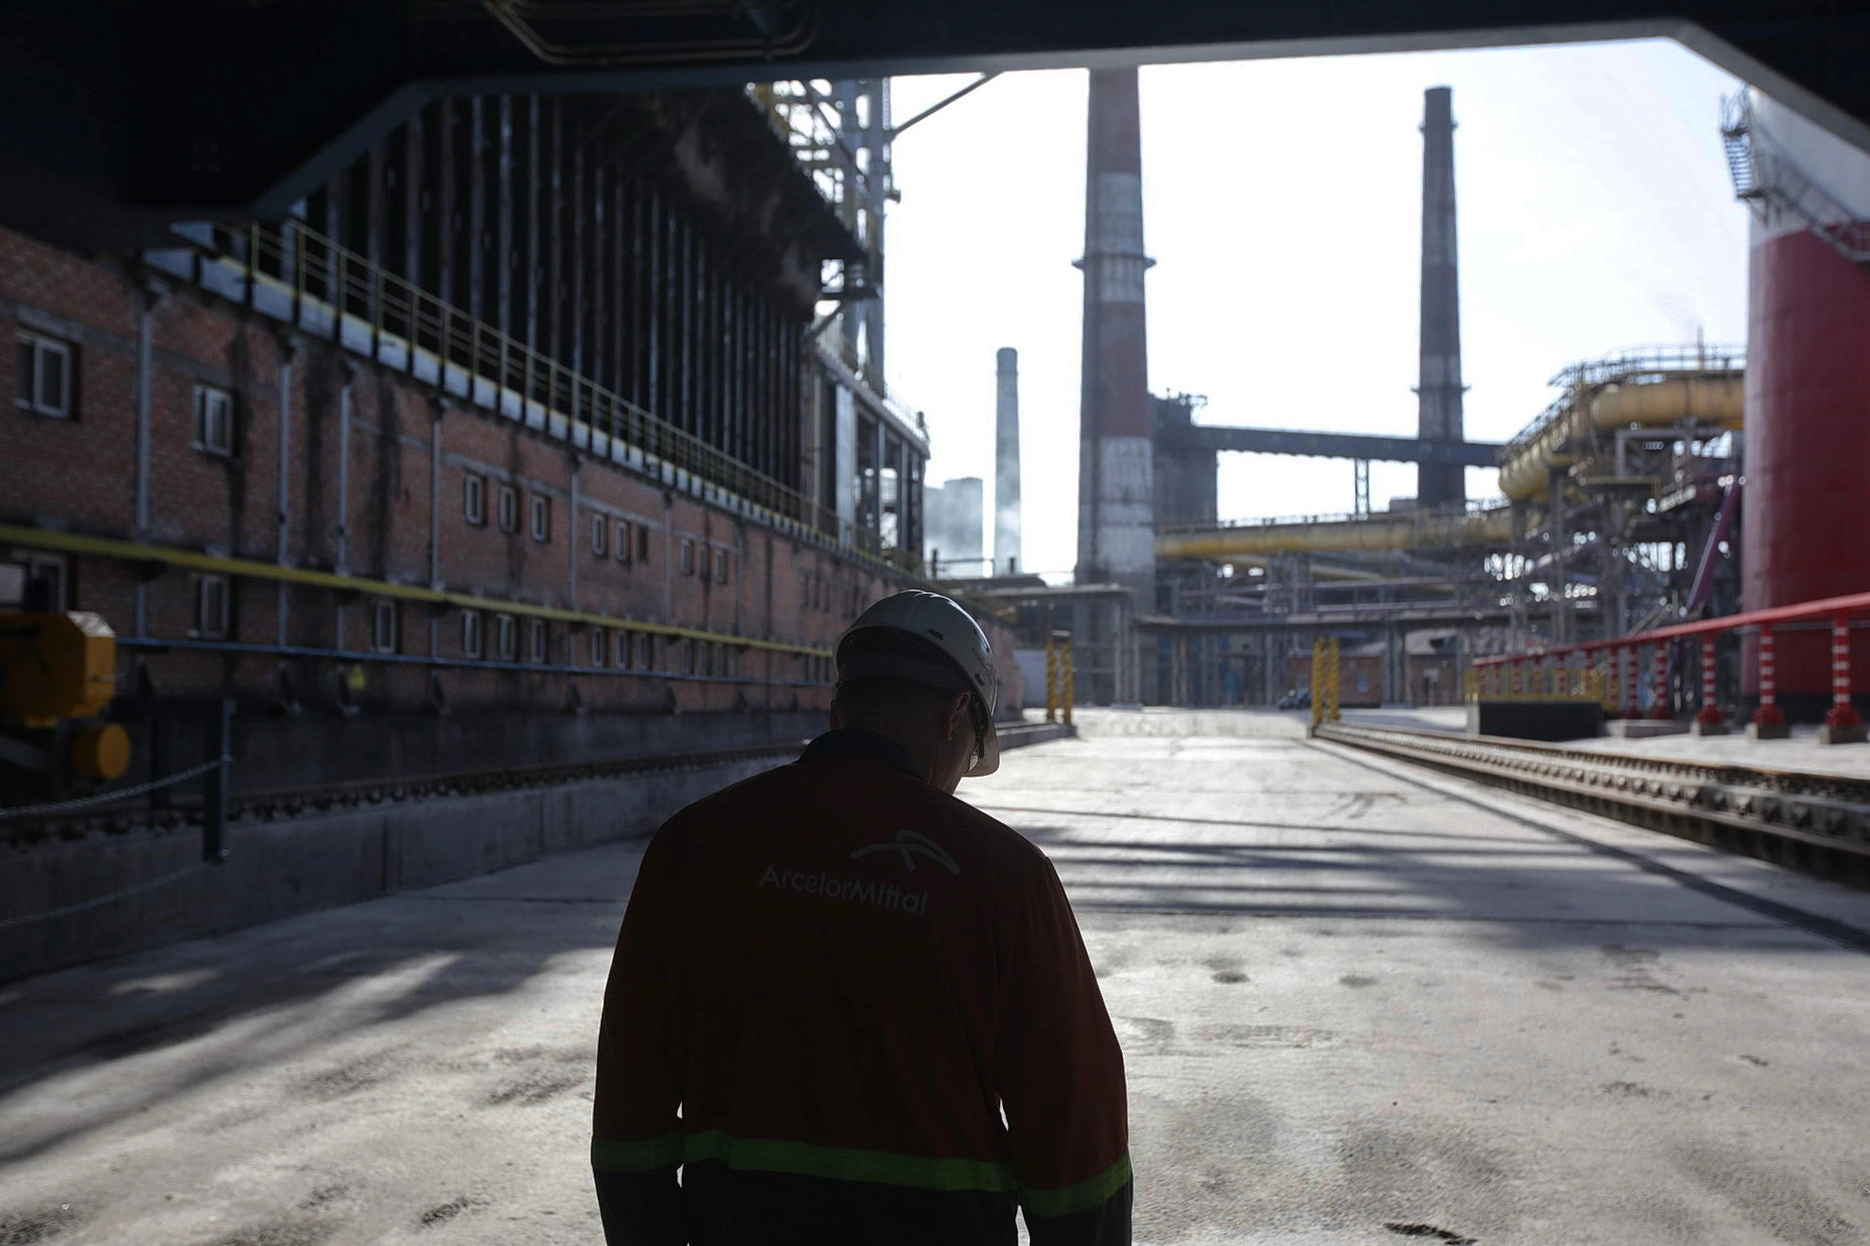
[1,84,1015,783]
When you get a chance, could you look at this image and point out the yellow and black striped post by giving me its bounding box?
[1059,633,1075,727]
[1045,630,1074,727]
[1310,637,1341,730]
[1044,634,1059,724]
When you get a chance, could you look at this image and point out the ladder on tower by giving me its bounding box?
[1722,92,1870,264]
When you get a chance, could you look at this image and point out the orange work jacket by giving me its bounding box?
[592,728,1131,1245]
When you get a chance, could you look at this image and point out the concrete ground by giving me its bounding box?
[4,714,1870,1245]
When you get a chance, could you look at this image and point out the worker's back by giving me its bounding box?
[593,729,1132,1246]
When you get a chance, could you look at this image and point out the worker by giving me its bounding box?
[592,589,1131,1245]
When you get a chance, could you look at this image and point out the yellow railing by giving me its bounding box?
[1464,664,1608,703]
[189,220,924,580]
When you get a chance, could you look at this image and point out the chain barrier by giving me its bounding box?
[0,859,208,930]
[0,757,226,821]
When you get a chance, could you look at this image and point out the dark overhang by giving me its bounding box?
[2,1,1868,241]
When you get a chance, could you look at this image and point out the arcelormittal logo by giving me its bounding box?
[849,830,961,876]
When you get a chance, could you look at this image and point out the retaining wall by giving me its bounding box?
[2,753,780,983]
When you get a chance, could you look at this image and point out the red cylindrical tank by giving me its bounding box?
[1741,90,1870,714]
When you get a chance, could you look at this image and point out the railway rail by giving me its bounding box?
[5,720,1074,839]
[3,740,806,840]
[1316,721,1870,888]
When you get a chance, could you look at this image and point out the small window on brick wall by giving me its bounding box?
[680,539,695,576]
[715,549,730,585]
[463,474,486,525]
[637,524,651,563]
[461,610,483,659]
[193,385,234,455]
[590,513,607,557]
[371,600,398,654]
[494,613,517,661]
[614,630,631,669]
[15,332,74,418]
[3,554,68,611]
[527,617,547,663]
[498,485,519,533]
[531,495,551,543]
[614,520,632,564]
[193,574,230,639]
[589,626,607,666]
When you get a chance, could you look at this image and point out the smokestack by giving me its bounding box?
[994,347,1021,575]
[1075,67,1156,594]
[1417,85,1466,509]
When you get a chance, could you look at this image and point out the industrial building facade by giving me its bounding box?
[0,84,1012,755]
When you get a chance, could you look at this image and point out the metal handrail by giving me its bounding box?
[1475,588,1870,667]
[1543,345,1746,390]
[1501,346,1746,461]
[1464,665,1607,704]
[196,220,924,581]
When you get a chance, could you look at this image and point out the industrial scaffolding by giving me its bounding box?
[1144,345,1746,707]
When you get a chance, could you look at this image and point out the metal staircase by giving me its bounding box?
[1722,91,1870,263]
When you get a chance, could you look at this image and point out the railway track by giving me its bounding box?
[5,740,806,839]
[7,720,1075,838]
[1315,721,1870,888]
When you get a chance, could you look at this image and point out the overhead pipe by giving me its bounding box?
[1497,373,1744,502]
[1156,508,1512,559]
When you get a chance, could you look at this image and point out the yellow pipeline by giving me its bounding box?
[1156,508,1512,559]
[1498,374,1743,502]
[1219,554,1390,583]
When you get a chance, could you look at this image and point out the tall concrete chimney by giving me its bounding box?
[993,347,1021,575]
[1075,67,1156,594]
[1416,85,1466,510]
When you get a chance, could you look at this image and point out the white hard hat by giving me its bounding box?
[835,590,1001,777]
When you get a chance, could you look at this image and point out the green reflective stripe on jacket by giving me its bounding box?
[593,1132,1128,1211]
[1018,1153,1133,1218]
[681,1130,1020,1193]
[591,1134,684,1173]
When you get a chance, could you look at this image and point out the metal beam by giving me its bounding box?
[1190,425,1501,467]
[889,73,1001,137]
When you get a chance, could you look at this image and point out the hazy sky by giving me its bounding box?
[883,40,1749,580]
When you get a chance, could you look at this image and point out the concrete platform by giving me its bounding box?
[1605,717,1691,739]
[3,714,1868,1245]
[1344,706,1870,781]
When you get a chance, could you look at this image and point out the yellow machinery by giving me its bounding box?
[0,607,131,796]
